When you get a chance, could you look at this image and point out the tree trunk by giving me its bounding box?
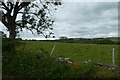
[9,29,16,39]
[7,14,16,39]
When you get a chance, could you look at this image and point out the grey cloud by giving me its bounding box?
[52,2,118,38]
[54,2,117,25]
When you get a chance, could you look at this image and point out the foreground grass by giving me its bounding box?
[2,40,119,79]
[3,50,119,79]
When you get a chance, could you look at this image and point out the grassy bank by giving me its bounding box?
[2,40,119,79]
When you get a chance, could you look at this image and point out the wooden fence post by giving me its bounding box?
[112,48,115,66]
[50,44,56,56]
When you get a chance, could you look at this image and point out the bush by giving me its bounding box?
[97,39,114,44]
[2,38,23,53]
[3,50,118,79]
[2,50,71,79]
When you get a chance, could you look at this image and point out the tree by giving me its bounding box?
[59,36,67,40]
[0,0,61,39]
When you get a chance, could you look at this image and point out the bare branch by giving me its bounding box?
[13,2,20,19]
[18,11,37,15]
[8,2,13,13]
[1,2,9,11]
[18,2,30,11]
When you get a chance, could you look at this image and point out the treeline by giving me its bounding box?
[2,36,120,45]
[22,37,120,45]
[58,38,120,44]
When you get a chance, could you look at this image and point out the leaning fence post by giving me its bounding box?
[50,44,56,56]
[112,48,115,66]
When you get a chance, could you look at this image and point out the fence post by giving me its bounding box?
[112,48,115,66]
[50,44,56,56]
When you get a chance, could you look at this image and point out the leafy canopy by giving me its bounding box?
[1,0,61,38]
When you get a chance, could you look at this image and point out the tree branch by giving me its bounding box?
[2,17,9,29]
[39,0,51,15]
[1,2,9,11]
[18,2,30,11]
[18,11,37,15]
[9,2,13,14]
[13,2,19,20]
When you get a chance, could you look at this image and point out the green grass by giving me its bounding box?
[19,41,119,66]
[3,40,119,78]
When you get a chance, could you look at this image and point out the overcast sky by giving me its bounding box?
[0,1,118,40]
[52,2,118,38]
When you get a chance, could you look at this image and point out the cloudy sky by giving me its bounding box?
[0,1,118,40]
[52,2,118,38]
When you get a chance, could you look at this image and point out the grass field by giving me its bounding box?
[20,41,119,66]
[3,40,120,78]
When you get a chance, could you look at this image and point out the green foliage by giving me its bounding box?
[2,40,119,79]
[2,38,23,53]
[1,1,61,39]
[3,50,70,78]
[2,39,71,78]
[98,39,115,44]
[3,49,116,79]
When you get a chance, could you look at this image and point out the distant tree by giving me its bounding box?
[116,41,120,44]
[59,36,67,40]
[68,38,73,40]
[98,39,114,44]
[16,38,22,40]
[1,0,61,39]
